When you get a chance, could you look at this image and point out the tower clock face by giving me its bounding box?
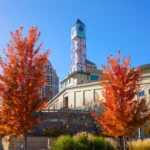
[79,25,83,31]
[77,24,85,38]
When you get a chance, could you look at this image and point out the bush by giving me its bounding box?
[42,127,65,137]
[55,135,74,150]
[105,138,117,150]
[55,132,115,150]
[128,139,150,150]
[88,136,106,150]
[73,132,92,150]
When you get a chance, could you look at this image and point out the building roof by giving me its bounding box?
[85,59,95,65]
[141,64,150,69]
[73,19,85,26]
[76,19,85,25]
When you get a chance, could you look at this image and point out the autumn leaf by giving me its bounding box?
[0,27,50,150]
[92,51,150,137]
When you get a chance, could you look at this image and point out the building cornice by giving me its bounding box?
[48,81,102,104]
[60,71,90,83]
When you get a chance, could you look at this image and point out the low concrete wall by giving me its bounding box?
[0,137,57,150]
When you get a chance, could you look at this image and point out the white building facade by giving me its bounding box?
[49,65,150,110]
[48,19,150,111]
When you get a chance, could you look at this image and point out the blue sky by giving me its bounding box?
[0,0,150,81]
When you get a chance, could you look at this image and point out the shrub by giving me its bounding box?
[73,132,92,150]
[42,127,64,137]
[128,139,150,150]
[55,135,74,150]
[88,136,106,150]
[105,138,117,150]
[55,132,115,150]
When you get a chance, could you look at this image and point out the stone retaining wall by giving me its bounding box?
[0,137,57,150]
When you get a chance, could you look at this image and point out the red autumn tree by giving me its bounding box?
[92,51,150,149]
[0,27,50,149]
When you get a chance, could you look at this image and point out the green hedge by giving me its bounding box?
[55,132,115,150]
[42,127,66,137]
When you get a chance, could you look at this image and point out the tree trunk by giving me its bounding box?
[24,129,27,150]
[92,119,99,136]
[123,136,128,150]
[119,136,123,150]
[123,136,126,150]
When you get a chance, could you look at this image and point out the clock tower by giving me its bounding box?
[71,19,86,73]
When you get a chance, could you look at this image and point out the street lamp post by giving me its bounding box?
[47,138,51,149]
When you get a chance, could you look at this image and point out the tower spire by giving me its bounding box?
[76,19,85,25]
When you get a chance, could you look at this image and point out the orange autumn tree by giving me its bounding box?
[0,27,50,149]
[92,51,149,146]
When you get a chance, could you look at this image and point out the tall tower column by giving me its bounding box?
[71,19,86,73]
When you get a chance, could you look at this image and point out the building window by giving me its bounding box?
[45,68,49,74]
[49,68,52,74]
[64,97,68,108]
[42,89,44,97]
[65,80,69,86]
[45,86,50,94]
[49,94,52,100]
[94,105,98,110]
[45,76,50,82]
[88,106,92,111]
[55,87,58,95]
[149,89,150,94]
[83,108,87,111]
[138,91,145,97]
[90,66,92,68]
[45,65,49,68]
[90,75,99,81]
[61,83,65,89]
[55,77,59,85]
